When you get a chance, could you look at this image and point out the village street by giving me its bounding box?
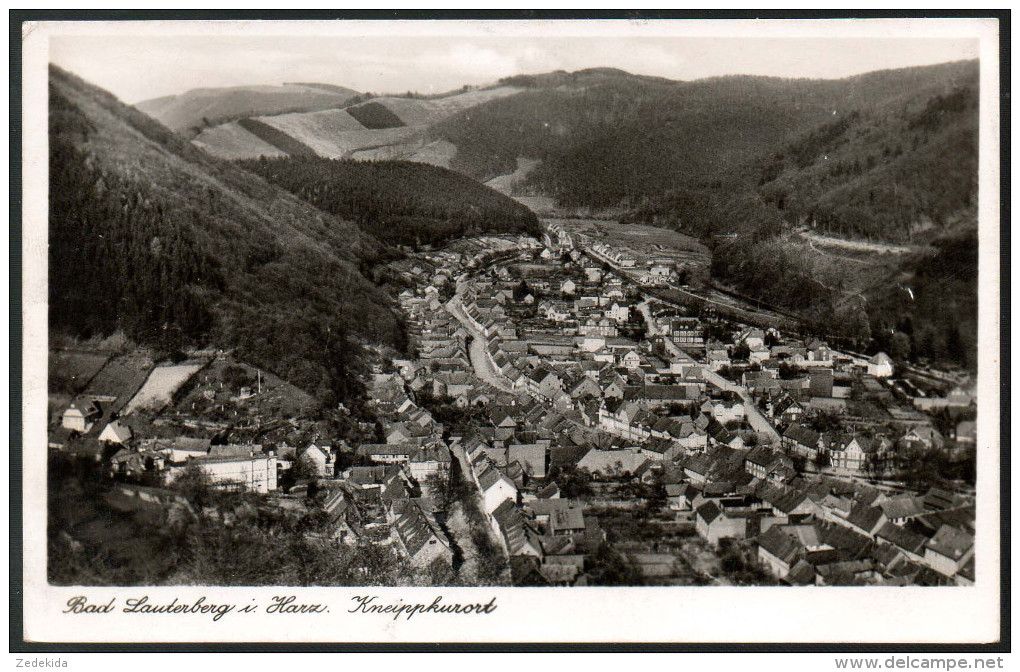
[640,298,781,444]
[445,297,516,393]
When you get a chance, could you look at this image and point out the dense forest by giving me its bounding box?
[437,61,978,243]
[240,157,542,248]
[236,117,319,158]
[345,101,406,129]
[709,227,979,368]
[49,65,405,407]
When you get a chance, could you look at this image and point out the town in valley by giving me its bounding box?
[45,42,981,590]
[50,218,977,588]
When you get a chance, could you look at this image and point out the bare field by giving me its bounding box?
[123,362,207,415]
[192,122,287,160]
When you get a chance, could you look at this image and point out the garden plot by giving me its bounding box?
[123,362,205,415]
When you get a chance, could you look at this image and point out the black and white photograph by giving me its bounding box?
[16,15,1004,646]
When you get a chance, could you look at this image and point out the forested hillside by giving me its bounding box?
[49,65,403,407]
[431,62,979,369]
[240,157,542,248]
[436,61,978,243]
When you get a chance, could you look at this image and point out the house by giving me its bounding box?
[478,467,519,515]
[695,501,748,545]
[525,367,565,400]
[875,522,928,564]
[621,350,642,370]
[737,328,766,350]
[867,352,894,378]
[356,443,416,464]
[666,483,700,512]
[709,398,745,424]
[298,444,335,478]
[955,420,976,445]
[395,500,454,568]
[98,420,132,444]
[683,453,713,485]
[756,526,805,579]
[62,397,101,432]
[771,394,805,425]
[507,443,548,479]
[170,449,278,494]
[549,505,586,537]
[782,423,823,460]
[826,434,875,473]
[576,448,648,477]
[843,504,887,538]
[878,495,926,525]
[649,263,673,279]
[491,499,543,558]
[744,447,791,481]
[924,525,974,577]
[409,445,452,482]
[670,317,704,350]
[561,279,576,295]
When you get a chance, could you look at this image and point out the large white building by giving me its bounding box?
[169,450,278,494]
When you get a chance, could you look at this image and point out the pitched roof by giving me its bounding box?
[507,444,548,478]
[783,423,820,448]
[757,526,803,564]
[879,495,926,520]
[396,500,450,557]
[550,506,586,534]
[696,501,722,525]
[875,521,928,555]
[846,504,885,534]
[925,525,974,561]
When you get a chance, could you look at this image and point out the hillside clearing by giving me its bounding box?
[123,362,206,415]
[192,121,287,160]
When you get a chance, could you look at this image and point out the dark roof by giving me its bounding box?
[696,501,722,525]
[536,483,560,499]
[875,522,928,555]
[757,526,803,564]
[846,504,885,534]
[785,558,817,586]
[783,423,820,448]
[395,500,449,557]
[925,525,974,561]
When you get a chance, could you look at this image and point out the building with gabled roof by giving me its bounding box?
[924,525,974,577]
[395,499,453,567]
[62,397,101,432]
[491,499,543,558]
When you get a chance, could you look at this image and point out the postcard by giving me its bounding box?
[17,15,1003,645]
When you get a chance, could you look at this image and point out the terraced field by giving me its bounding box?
[188,86,525,161]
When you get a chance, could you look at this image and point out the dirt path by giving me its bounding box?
[798,229,913,255]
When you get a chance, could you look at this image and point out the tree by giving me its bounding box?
[424,470,453,510]
[889,331,911,362]
[173,460,214,507]
[585,543,643,586]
